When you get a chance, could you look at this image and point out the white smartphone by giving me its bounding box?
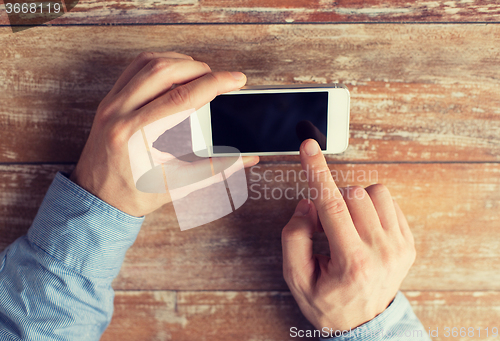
[190,84,350,156]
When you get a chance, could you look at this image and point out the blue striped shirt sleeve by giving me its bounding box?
[319,291,431,340]
[0,171,145,341]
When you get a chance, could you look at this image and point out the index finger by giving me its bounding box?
[299,139,362,257]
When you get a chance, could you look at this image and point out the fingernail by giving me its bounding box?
[230,71,245,80]
[243,156,259,166]
[304,139,319,156]
[294,199,310,216]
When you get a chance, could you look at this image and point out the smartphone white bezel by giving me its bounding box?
[191,85,350,157]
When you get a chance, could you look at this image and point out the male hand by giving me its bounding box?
[281,139,416,333]
[70,51,259,217]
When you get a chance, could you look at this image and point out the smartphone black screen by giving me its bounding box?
[210,92,328,153]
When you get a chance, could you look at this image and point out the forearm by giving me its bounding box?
[0,172,144,341]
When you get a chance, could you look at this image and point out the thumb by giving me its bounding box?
[282,199,318,288]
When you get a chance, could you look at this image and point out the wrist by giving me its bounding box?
[69,166,146,218]
[320,292,424,341]
[316,293,397,334]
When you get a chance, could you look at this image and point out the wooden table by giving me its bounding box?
[2,1,500,340]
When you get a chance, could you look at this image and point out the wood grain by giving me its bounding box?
[2,163,499,291]
[0,164,74,248]
[101,290,500,341]
[1,25,500,163]
[2,15,500,340]
[102,290,316,341]
[2,0,500,25]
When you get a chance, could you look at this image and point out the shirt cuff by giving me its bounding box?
[27,171,145,279]
[319,291,428,340]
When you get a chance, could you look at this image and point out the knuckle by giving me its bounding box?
[281,225,293,240]
[281,224,304,241]
[312,166,332,182]
[96,99,121,121]
[347,250,373,282]
[168,51,193,60]
[200,62,211,71]
[168,84,193,107]
[136,51,155,63]
[107,119,130,150]
[382,239,415,271]
[203,71,218,89]
[147,58,174,74]
[345,185,367,201]
[366,183,390,197]
[319,196,347,216]
[381,251,400,272]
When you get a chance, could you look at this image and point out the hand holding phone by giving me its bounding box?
[69,51,259,217]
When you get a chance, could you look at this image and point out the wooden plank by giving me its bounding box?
[2,163,500,291]
[2,0,500,25]
[117,163,500,291]
[1,24,500,163]
[103,290,316,341]
[0,164,74,249]
[407,291,500,339]
[101,290,500,341]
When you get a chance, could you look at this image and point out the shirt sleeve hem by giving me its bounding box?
[27,171,145,279]
[318,291,414,340]
[56,171,146,223]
